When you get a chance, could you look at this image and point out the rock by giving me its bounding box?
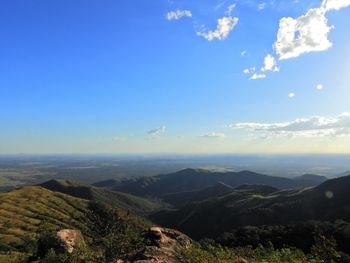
[133,227,192,263]
[56,229,85,254]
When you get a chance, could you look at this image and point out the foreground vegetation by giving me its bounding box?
[0,186,149,262]
[1,183,350,262]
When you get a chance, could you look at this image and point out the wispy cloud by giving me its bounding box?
[197,5,239,41]
[225,4,236,15]
[197,16,239,41]
[258,2,267,10]
[249,73,266,80]
[166,10,192,21]
[147,125,166,138]
[202,132,226,138]
[243,67,256,74]
[228,112,350,138]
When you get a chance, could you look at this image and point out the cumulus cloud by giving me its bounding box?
[249,73,266,80]
[273,0,350,60]
[274,6,332,60]
[202,132,226,138]
[166,9,192,21]
[228,112,350,138]
[261,54,279,72]
[147,125,166,138]
[197,16,239,41]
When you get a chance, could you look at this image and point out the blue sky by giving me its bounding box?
[1,0,350,154]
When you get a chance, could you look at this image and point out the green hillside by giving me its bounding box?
[0,186,90,252]
[151,175,350,239]
[0,185,151,262]
[40,179,165,216]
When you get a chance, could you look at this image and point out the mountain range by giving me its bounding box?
[151,174,350,239]
[94,168,327,199]
[1,168,349,262]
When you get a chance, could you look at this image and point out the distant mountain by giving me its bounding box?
[40,179,165,216]
[92,178,120,188]
[103,168,324,198]
[293,174,328,184]
[151,175,350,239]
[162,182,234,207]
[333,171,350,178]
[162,182,278,207]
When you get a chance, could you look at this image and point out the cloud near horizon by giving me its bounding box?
[201,132,226,138]
[147,125,166,138]
[228,112,350,138]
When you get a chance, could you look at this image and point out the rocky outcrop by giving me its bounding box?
[56,229,85,253]
[133,227,192,263]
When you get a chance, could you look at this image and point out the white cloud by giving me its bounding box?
[261,54,279,72]
[322,0,350,11]
[228,112,350,138]
[258,2,267,10]
[202,132,226,138]
[241,50,247,56]
[166,10,192,21]
[316,84,324,90]
[288,92,296,98]
[197,16,239,41]
[225,4,236,15]
[274,6,332,60]
[249,73,266,80]
[273,0,350,60]
[243,67,256,74]
[147,126,166,138]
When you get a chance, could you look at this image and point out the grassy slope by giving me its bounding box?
[39,179,166,216]
[0,185,150,254]
[0,186,89,251]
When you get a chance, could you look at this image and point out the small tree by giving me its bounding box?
[310,234,341,263]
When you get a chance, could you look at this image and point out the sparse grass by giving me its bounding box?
[181,243,323,263]
[0,186,90,252]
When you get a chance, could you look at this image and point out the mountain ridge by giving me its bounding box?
[96,168,325,199]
